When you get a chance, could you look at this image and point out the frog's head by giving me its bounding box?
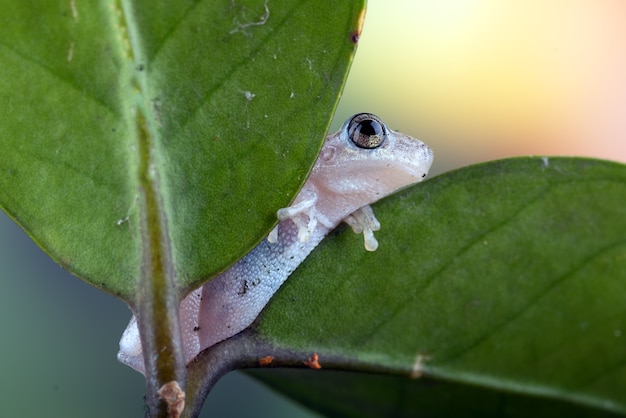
[309,113,434,219]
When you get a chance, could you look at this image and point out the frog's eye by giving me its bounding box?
[347,113,387,149]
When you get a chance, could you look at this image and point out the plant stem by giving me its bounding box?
[136,111,186,417]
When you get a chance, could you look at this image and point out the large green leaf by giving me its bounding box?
[250,369,622,418]
[188,157,625,417]
[0,1,364,415]
[0,0,363,298]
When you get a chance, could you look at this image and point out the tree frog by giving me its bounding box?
[118,113,434,373]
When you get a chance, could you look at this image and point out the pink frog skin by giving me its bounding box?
[118,113,434,373]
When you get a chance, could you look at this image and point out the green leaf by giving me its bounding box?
[0,0,364,299]
[248,157,626,416]
[0,1,365,414]
[250,369,622,418]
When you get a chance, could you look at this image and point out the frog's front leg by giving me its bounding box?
[344,204,381,252]
[268,187,326,243]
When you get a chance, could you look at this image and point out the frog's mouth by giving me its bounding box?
[406,167,429,180]
[409,145,434,179]
[398,155,434,182]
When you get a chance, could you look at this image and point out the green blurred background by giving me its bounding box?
[1,1,624,416]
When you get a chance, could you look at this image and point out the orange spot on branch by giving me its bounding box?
[303,353,322,369]
[258,356,274,366]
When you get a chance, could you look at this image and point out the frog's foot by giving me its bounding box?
[344,205,381,251]
[269,190,320,243]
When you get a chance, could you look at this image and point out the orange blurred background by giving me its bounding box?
[334,0,626,175]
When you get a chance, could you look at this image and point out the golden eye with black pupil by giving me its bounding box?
[347,113,387,149]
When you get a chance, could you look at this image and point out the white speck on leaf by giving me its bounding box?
[410,353,430,379]
[289,92,295,99]
[243,91,255,101]
[229,0,270,35]
[542,156,549,167]
[117,195,138,226]
[69,0,77,19]
[67,42,74,62]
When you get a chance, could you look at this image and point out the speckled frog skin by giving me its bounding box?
[118,113,434,373]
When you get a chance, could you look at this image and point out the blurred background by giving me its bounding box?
[332,0,626,175]
[1,1,624,416]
